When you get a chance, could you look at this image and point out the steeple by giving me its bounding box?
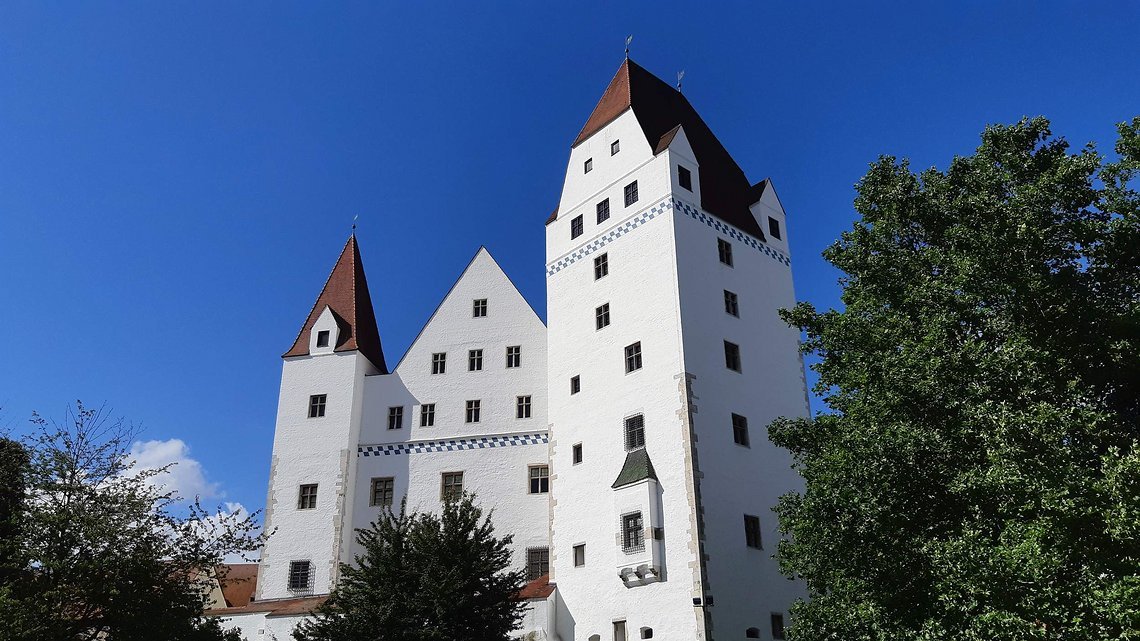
[283,235,387,373]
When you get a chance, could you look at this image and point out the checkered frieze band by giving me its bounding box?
[672,199,791,267]
[358,432,549,457]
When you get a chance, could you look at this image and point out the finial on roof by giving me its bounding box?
[352,214,359,234]
[625,35,633,59]
[676,70,685,92]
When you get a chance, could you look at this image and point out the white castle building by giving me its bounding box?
[210,59,809,641]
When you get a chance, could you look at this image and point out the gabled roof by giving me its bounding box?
[283,235,388,373]
[570,59,767,240]
[612,448,659,489]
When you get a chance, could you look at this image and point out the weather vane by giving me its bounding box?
[352,214,359,233]
[625,35,633,58]
[677,70,685,91]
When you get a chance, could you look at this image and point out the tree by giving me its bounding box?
[295,494,527,641]
[0,402,264,641]
[769,117,1140,641]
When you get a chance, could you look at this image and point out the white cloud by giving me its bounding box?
[129,438,220,502]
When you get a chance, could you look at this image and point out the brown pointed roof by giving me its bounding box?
[283,235,388,372]
[570,59,767,240]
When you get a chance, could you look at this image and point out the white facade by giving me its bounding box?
[216,59,809,641]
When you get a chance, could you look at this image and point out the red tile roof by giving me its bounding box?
[518,573,555,600]
[205,595,327,618]
[283,235,388,372]
[217,563,258,608]
[567,59,768,239]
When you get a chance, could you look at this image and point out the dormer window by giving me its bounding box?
[316,330,330,348]
[611,140,620,155]
[584,158,593,173]
[768,216,782,240]
[678,166,692,191]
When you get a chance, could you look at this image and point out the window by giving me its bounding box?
[526,547,549,580]
[288,560,312,591]
[465,400,481,423]
[506,345,521,368]
[611,140,621,155]
[621,512,645,552]
[529,465,549,494]
[724,290,739,317]
[613,620,627,641]
[768,216,782,240]
[571,215,584,239]
[308,394,326,418]
[623,180,638,207]
[732,413,750,447]
[624,342,643,373]
[441,472,464,501]
[745,514,762,549]
[595,303,611,330]
[517,395,532,419]
[420,403,435,427]
[624,414,646,450]
[573,543,585,567]
[641,628,654,639]
[771,614,786,640]
[678,165,692,191]
[596,198,610,224]
[594,253,609,279]
[584,157,593,173]
[468,349,483,371]
[746,629,761,639]
[472,298,488,317]
[570,375,580,395]
[724,340,742,372]
[431,352,447,374]
[370,477,394,507]
[387,406,404,430]
[297,484,318,510]
[316,330,330,347]
[572,443,583,464]
[718,238,734,266]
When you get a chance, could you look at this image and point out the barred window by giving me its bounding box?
[297,484,318,510]
[517,395,532,419]
[724,290,739,317]
[571,215,584,239]
[506,345,521,368]
[624,414,645,451]
[441,472,464,502]
[623,180,638,207]
[595,303,610,330]
[308,394,326,418]
[526,547,549,581]
[468,349,483,372]
[529,465,549,494]
[431,352,447,375]
[465,400,481,423]
[387,406,403,430]
[732,413,750,447]
[621,512,644,553]
[472,299,488,317]
[596,198,610,224]
[420,403,435,427]
[594,253,609,280]
[370,477,394,507]
[288,560,312,591]
[624,342,643,373]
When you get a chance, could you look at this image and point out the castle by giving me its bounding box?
[210,58,810,641]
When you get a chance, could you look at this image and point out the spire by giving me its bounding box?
[283,235,388,373]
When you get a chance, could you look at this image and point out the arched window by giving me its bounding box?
[588,636,600,641]
[746,628,761,639]
[640,628,653,639]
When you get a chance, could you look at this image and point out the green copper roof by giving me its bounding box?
[611,448,659,489]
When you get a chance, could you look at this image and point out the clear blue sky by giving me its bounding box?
[2,2,1137,515]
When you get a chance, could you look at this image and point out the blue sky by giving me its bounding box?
[2,2,1137,516]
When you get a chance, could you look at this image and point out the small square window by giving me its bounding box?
[387,406,404,430]
[732,413,750,447]
[308,394,326,418]
[678,165,692,191]
[572,442,583,464]
[468,349,483,372]
[745,514,762,549]
[624,342,643,373]
[746,628,761,639]
[621,512,645,552]
[570,375,580,395]
[431,352,447,375]
[297,484,318,510]
[768,216,782,240]
[529,465,549,494]
[724,290,739,317]
[506,345,521,368]
[623,181,638,207]
[594,253,609,279]
[420,403,435,427]
[316,330,330,348]
[288,560,312,591]
[526,547,549,581]
[724,340,742,372]
[595,303,611,330]
[771,614,786,640]
[571,215,584,239]
[370,477,394,507]
[441,471,464,502]
[517,395,532,419]
[573,543,585,567]
[718,238,734,266]
[465,400,481,423]
[472,299,488,318]
[611,139,620,155]
[596,198,610,224]
[584,158,593,173]
[624,414,646,451]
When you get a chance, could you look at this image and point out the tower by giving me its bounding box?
[545,60,809,640]
[254,235,387,602]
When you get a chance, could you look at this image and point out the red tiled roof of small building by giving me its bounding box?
[517,573,555,600]
[217,563,258,608]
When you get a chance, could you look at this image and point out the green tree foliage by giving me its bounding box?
[769,117,1140,641]
[0,402,265,641]
[295,494,527,641]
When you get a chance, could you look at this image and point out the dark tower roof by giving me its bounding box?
[283,235,388,373]
[571,59,767,240]
[612,448,659,489]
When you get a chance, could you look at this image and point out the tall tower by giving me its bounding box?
[546,60,809,640]
[255,235,387,602]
